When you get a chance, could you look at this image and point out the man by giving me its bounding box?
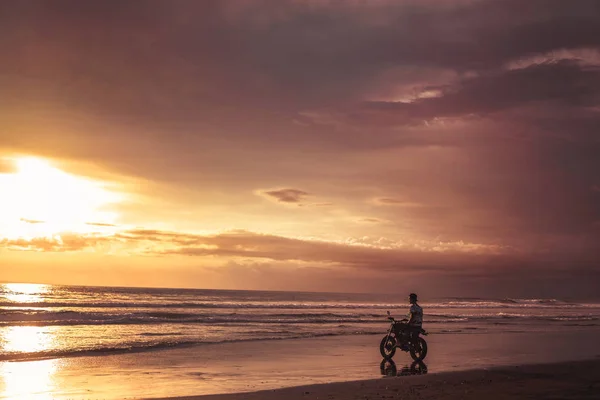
[403,293,423,347]
[408,293,423,329]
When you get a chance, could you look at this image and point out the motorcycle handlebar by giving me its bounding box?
[388,317,409,323]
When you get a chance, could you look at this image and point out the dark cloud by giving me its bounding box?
[259,188,310,204]
[316,61,600,129]
[2,1,599,130]
[377,198,404,205]
[428,60,600,114]
[359,218,381,223]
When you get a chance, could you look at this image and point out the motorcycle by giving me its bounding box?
[379,311,428,361]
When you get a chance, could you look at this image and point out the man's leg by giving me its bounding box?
[399,326,411,350]
[409,326,420,344]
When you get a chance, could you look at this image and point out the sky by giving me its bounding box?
[0,0,599,298]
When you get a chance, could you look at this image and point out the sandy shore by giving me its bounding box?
[152,359,600,400]
[2,329,600,399]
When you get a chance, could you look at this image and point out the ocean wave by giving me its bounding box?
[3,317,597,362]
[0,331,380,362]
[1,326,497,362]
[0,310,384,325]
[140,332,184,337]
[0,301,399,309]
[0,340,201,362]
[1,299,597,310]
[0,308,596,327]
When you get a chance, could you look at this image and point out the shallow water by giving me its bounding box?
[2,283,599,362]
[1,329,600,399]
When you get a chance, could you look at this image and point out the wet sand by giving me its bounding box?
[154,359,600,400]
[1,328,600,399]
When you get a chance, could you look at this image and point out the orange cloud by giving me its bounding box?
[0,227,506,271]
[85,222,117,227]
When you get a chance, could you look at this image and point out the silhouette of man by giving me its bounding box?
[407,293,423,341]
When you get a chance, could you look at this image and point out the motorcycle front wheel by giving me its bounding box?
[409,337,428,361]
[380,335,397,359]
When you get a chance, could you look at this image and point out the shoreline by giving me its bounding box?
[2,329,600,399]
[0,332,384,363]
[150,358,600,400]
[3,323,596,363]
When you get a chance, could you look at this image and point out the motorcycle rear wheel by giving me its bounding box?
[380,335,397,359]
[409,337,428,361]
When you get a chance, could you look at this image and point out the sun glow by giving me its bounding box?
[0,157,122,239]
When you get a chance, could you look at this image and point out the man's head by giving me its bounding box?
[409,293,418,304]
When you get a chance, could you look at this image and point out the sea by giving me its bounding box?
[1,283,599,362]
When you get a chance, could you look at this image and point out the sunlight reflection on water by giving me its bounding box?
[0,284,60,400]
[0,358,59,400]
[1,326,55,354]
[2,283,49,304]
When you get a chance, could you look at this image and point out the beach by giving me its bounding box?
[2,285,600,399]
[2,328,600,399]
[154,359,600,400]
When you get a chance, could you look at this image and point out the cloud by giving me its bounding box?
[0,233,112,252]
[2,1,599,172]
[258,188,310,205]
[0,227,504,264]
[4,228,598,297]
[307,61,600,129]
[426,60,600,116]
[85,222,117,227]
[19,218,44,224]
[3,1,599,122]
[505,48,600,70]
[358,218,382,223]
[375,198,423,207]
